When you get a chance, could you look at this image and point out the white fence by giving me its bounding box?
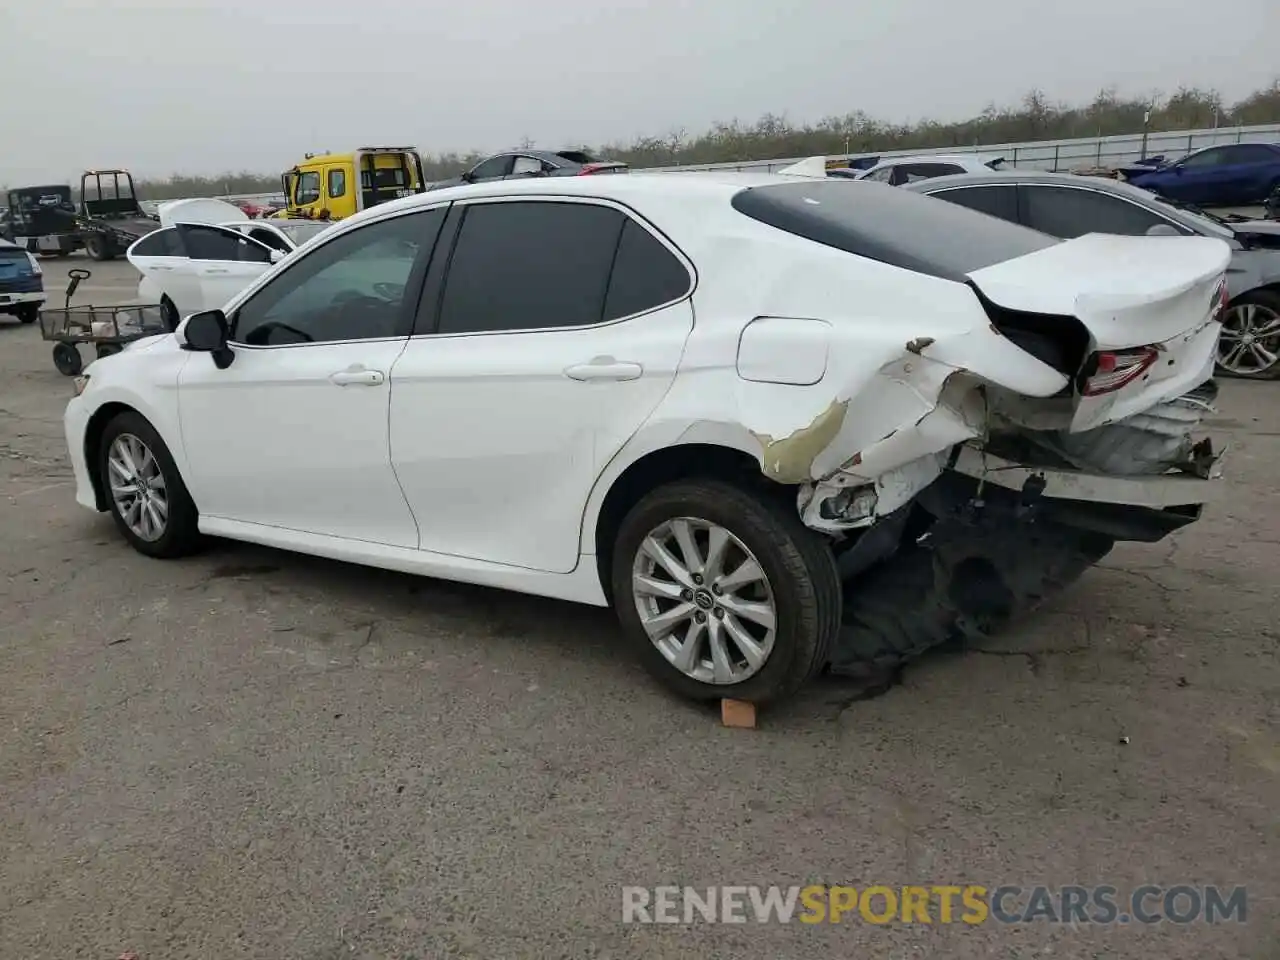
[209,122,1280,205]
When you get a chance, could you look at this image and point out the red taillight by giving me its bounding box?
[1081,346,1160,396]
[577,163,619,175]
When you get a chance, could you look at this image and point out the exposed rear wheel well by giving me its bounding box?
[592,443,793,603]
[84,402,140,511]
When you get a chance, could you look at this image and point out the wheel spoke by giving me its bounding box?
[1254,316,1280,338]
[670,519,704,576]
[722,614,767,671]
[716,557,765,593]
[703,526,731,582]
[671,620,706,674]
[633,573,685,602]
[707,619,735,684]
[640,536,693,588]
[1250,342,1277,368]
[639,601,695,639]
[718,594,777,631]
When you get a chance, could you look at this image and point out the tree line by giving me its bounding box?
[8,81,1279,201]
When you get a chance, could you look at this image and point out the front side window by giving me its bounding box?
[296,171,322,204]
[179,225,249,261]
[1022,186,1176,239]
[232,208,446,346]
[863,167,894,183]
[1178,148,1228,170]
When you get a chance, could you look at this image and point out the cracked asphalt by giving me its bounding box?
[2,257,1277,959]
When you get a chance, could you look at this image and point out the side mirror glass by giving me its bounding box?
[269,248,286,263]
[181,309,235,368]
[1146,223,1182,237]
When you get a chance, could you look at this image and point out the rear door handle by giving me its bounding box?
[563,358,643,381]
[330,368,385,387]
[203,268,229,275]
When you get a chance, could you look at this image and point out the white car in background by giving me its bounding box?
[853,153,1008,186]
[68,174,1230,707]
[127,198,333,328]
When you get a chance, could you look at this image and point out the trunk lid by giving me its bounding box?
[967,233,1232,432]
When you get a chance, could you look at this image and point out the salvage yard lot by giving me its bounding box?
[2,257,1277,958]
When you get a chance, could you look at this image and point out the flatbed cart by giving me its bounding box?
[39,268,167,376]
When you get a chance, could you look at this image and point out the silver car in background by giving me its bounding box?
[904,171,1280,380]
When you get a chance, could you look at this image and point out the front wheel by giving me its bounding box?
[98,411,201,558]
[610,479,840,706]
[1217,290,1280,380]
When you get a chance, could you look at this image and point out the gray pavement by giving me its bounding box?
[1,256,1277,958]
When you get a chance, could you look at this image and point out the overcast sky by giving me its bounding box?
[1,0,1276,185]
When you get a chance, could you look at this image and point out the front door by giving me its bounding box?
[175,223,277,313]
[176,207,447,546]
[389,198,696,573]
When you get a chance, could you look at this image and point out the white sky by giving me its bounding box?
[1,0,1276,184]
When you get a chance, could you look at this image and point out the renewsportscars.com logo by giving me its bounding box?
[621,885,1248,926]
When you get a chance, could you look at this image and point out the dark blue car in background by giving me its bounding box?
[1126,141,1280,207]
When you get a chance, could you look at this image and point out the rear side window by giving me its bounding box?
[132,228,185,257]
[929,185,1019,224]
[435,201,690,334]
[604,220,690,321]
[1021,186,1177,239]
[896,163,965,183]
[731,180,1058,281]
[179,225,244,261]
[1226,144,1278,164]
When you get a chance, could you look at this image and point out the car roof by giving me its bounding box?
[868,153,1004,168]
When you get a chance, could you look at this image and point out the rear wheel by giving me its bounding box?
[16,303,38,324]
[52,342,82,376]
[610,479,840,706]
[83,234,113,261]
[160,296,179,332]
[98,411,200,558]
[1217,290,1280,380]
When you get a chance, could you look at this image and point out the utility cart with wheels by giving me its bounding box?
[38,268,167,375]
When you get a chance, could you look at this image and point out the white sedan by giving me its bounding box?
[127,198,333,328]
[65,172,1230,706]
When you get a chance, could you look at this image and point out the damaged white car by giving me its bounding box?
[63,174,1230,706]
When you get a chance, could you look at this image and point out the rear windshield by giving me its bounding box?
[0,245,28,261]
[730,180,1058,281]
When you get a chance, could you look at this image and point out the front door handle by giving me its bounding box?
[330,368,385,387]
[563,357,643,381]
[202,268,230,275]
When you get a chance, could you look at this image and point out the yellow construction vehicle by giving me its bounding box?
[279,147,428,221]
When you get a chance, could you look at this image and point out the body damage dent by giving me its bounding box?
[750,345,1026,533]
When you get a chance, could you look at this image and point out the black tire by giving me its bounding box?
[610,479,841,706]
[97,410,201,559]
[160,296,180,332]
[16,303,38,324]
[96,343,122,359]
[52,342,82,376]
[83,234,113,261]
[55,250,70,258]
[1216,289,1280,381]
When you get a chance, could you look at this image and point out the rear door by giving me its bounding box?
[175,223,276,312]
[389,197,696,573]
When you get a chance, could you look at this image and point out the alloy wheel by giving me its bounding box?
[107,433,169,542]
[631,517,778,685]
[1218,302,1280,376]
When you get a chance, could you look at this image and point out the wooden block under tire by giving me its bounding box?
[720,698,757,729]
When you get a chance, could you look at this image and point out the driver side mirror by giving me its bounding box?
[459,170,474,183]
[1145,223,1182,237]
[269,248,286,263]
[181,309,235,369]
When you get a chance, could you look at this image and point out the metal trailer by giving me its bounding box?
[4,185,83,256]
[38,268,167,375]
[75,169,160,261]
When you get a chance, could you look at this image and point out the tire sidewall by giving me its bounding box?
[98,412,197,557]
[610,482,828,704]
